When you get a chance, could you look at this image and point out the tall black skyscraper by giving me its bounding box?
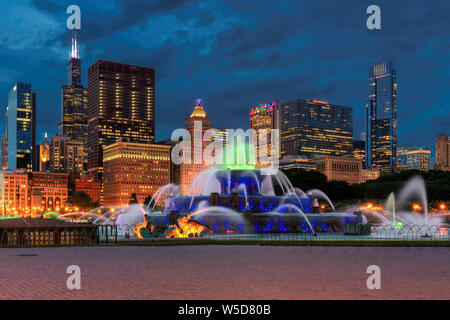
[59,32,88,168]
[87,60,155,181]
[7,83,36,171]
[366,61,397,174]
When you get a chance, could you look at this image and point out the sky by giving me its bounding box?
[0,0,449,152]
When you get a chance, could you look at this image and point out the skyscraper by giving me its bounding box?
[59,32,88,170]
[366,61,397,174]
[250,101,281,164]
[175,99,212,195]
[7,83,36,171]
[280,99,353,158]
[434,134,450,170]
[87,60,155,181]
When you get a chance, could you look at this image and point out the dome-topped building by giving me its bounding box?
[189,99,208,118]
[177,99,213,195]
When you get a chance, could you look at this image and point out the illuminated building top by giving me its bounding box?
[249,101,276,116]
[190,99,207,118]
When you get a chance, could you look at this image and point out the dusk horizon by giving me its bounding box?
[0,0,449,152]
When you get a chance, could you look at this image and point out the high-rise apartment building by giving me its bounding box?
[434,134,450,171]
[250,101,281,163]
[7,83,36,171]
[407,147,431,171]
[50,135,84,174]
[102,141,171,206]
[366,61,397,174]
[87,60,155,181]
[280,99,353,158]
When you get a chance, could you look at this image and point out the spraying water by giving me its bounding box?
[397,176,428,223]
[306,189,335,211]
[386,192,403,229]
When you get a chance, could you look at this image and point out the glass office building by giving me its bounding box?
[280,99,353,158]
[366,61,397,174]
[7,82,36,171]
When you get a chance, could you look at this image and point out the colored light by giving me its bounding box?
[312,99,328,104]
[439,203,446,210]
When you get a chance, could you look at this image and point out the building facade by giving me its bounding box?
[177,99,213,195]
[366,61,397,174]
[250,101,281,163]
[279,155,317,171]
[38,133,50,171]
[407,147,431,171]
[73,178,101,204]
[434,134,450,171]
[29,172,69,214]
[87,60,156,181]
[315,156,380,184]
[49,135,84,174]
[102,141,171,206]
[315,156,362,184]
[7,83,36,171]
[352,140,365,166]
[1,136,7,170]
[280,99,353,158]
[0,170,29,217]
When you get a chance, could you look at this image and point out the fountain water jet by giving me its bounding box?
[306,189,335,211]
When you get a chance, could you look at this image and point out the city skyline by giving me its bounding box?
[0,0,449,154]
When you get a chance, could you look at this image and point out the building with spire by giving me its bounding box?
[59,32,88,170]
[38,132,50,172]
[176,99,212,195]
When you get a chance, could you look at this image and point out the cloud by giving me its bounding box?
[0,0,448,148]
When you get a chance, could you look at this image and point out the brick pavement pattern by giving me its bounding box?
[0,246,448,299]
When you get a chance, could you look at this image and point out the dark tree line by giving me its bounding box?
[283,168,450,202]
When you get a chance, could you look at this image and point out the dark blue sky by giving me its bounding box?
[0,0,449,151]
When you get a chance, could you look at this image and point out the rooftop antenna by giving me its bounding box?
[70,31,79,59]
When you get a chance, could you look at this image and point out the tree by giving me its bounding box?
[71,191,92,210]
[129,193,138,205]
[143,194,152,207]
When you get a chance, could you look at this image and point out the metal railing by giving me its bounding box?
[2,224,447,246]
[0,228,99,247]
[110,223,450,243]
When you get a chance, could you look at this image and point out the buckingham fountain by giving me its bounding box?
[56,140,447,240]
[129,141,362,239]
